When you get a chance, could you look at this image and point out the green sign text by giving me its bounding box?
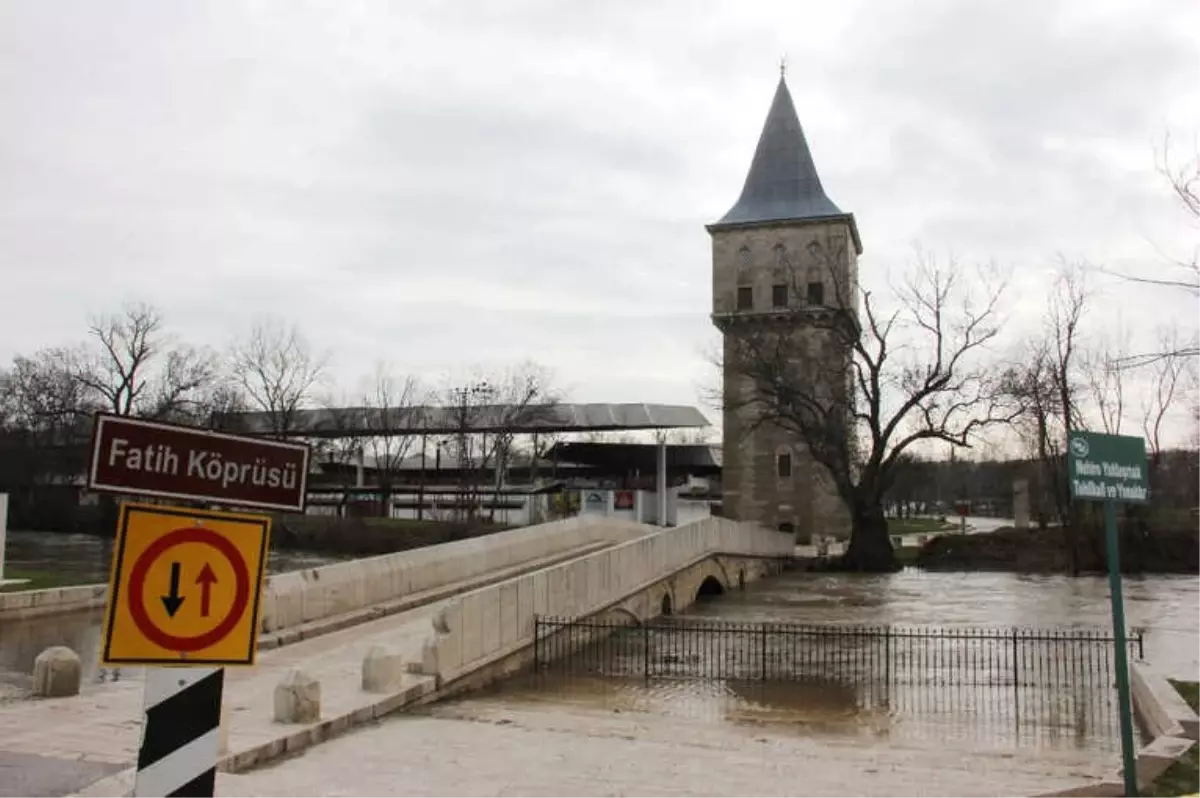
[1066,430,1148,504]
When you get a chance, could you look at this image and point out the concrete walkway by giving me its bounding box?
[0,542,611,798]
[1,599,441,797]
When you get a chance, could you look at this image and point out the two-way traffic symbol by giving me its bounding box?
[160,562,219,618]
[102,506,270,666]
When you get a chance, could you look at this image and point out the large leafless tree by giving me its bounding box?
[229,317,326,437]
[73,302,221,422]
[1005,262,1091,541]
[723,239,1017,571]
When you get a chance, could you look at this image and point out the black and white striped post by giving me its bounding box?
[134,667,225,797]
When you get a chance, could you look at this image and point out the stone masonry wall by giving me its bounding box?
[712,219,856,540]
[412,516,794,683]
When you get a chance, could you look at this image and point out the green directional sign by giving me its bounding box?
[1066,430,1148,504]
[1066,429,1147,797]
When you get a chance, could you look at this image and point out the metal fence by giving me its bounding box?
[532,616,1144,689]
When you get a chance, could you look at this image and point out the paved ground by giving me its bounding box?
[1,541,621,797]
[216,694,1110,797]
[0,597,443,796]
[0,752,123,798]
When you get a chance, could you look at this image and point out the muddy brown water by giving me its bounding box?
[472,567,1198,756]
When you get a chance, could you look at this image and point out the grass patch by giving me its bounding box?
[887,517,958,536]
[0,568,95,592]
[1146,680,1199,797]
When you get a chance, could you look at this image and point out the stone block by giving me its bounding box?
[361,645,405,693]
[273,668,320,724]
[32,645,81,697]
[1129,736,1195,787]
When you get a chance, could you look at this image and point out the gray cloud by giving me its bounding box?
[1,0,1196,441]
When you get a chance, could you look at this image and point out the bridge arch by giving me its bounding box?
[604,606,642,626]
[696,575,725,600]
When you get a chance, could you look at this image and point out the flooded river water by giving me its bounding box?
[3,531,1197,732]
[464,565,1198,768]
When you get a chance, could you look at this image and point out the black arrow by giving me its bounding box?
[161,562,185,617]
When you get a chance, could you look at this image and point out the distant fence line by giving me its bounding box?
[532,617,1145,688]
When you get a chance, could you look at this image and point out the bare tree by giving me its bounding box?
[1101,135,1200,369]
[1141,325,1197,473]
[487,362,559,485]
[665,428,713,445]
[724,240,1018,571]
[314,392,366,517]
[0,348,97,497]
[441,362,560,522]
[362,364,424,518]
[76,303,162,416]
[229,317,326,437]
[1003,338,1061,530]
[145,345,221,423]
[73,302,222,423]
[441,377,495,522]
[1081,320,1131,435]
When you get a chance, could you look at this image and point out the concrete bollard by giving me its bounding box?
[273,668,320,724]
[32,646,82,698]
[361,645,405,693]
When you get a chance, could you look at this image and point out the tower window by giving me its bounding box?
[777,452,792,478]
[806,281,824,306]
[737,286,753,310]
[771,283,788,308]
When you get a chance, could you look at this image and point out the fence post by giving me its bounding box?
[884,627,891,685]
[1136,630,1144,661]
[760,624,768,680]
[1011,629,1019,687]
[533,617,540,675]
[643,621,650,682]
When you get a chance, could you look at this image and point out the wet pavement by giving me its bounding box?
[0,752,123,798]
[3,524,1196,796]
[215,694,1113,797]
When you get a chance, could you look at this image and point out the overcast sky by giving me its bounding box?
[2,0,1198,446]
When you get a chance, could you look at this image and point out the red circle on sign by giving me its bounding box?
[126,526,251,653]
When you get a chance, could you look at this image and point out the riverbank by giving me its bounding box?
[914,524,1199,575]
[270,514,514,556]
[1148,680,1199,797]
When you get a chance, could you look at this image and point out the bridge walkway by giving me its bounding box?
[0,541,609,798]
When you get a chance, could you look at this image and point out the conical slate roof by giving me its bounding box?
[713,77,848,229]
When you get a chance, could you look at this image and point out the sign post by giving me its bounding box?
[1067,429,1147,798]
[954,500,970,533]
[88,413,309,798]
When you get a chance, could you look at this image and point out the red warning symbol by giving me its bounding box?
[101,503,270,667]
[126,527,251,652]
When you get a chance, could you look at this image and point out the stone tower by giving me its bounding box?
[708,76,862,540]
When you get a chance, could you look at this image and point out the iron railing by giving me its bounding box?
[532,616,1145,689]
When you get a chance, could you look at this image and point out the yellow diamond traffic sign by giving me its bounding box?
[101,502,271,667]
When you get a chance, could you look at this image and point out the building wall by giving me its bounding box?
[711,219,856,540]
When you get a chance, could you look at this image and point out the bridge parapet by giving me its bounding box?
[260,515,651,633]
[411,517,791,685]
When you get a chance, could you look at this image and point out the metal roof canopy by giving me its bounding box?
[215,403,710,438]
[546,442,722,473]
